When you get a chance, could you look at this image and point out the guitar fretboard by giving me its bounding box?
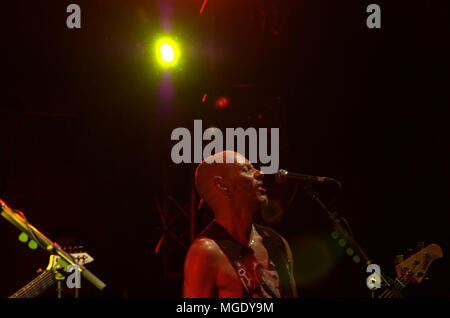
[9,270,56,298]
[378,277,407,298]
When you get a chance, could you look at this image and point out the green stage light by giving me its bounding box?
[28,240,38,250]
[353,255,361,264]
[155,37,180,67]
[338,238,346,247]
[18,232,29,243]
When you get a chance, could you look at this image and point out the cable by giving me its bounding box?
[327,178,342,208]
[338,216,354,235]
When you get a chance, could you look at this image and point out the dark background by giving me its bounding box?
[0,0,449,298]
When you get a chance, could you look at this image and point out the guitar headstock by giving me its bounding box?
[44,248,94,273]
[65,246,94,265]
[70,252,94,265]
[394,243,443,284]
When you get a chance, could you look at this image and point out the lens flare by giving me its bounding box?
[155,37,180,67]
[160,43,175,63]
[291,233,345,287]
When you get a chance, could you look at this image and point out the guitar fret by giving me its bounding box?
[378,276,408,298]
[9,271,56,298]
[22,276,54,297]
[394,277,406,289]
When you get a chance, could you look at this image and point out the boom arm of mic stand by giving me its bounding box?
[301,185,397,293]
[0,199,106,291]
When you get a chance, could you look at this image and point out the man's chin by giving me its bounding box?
[258,194,269,207]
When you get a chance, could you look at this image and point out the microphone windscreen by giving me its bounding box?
[275,169,288,184]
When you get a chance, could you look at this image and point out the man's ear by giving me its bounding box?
[213,176,228,193]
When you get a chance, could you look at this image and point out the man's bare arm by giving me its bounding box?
[183,238,220,298]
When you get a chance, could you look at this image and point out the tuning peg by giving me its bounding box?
[407,248,414,257]
[394,254,404,264]
[416,241,425,251]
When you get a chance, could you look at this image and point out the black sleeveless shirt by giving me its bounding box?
[199,221,295,298]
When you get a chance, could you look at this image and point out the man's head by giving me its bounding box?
[195,151,268,218]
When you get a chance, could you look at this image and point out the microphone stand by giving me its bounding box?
[0,199,106,295]
[301,183,402,298]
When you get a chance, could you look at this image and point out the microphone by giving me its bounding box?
[275,169,335,184]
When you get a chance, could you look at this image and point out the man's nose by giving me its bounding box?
[254,169,264,180]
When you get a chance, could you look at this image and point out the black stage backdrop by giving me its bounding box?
[0,0,449,298]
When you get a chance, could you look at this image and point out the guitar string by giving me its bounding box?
[23,272,55,296]
[387,263,419,297]
[384,248,440,298]
[379,283,399,298]
[379,273,408,298]
[14,272,54,298]
[379,259,422,298]
[13,274,45,298]
[13,271,56,298]
[379,281,401,298]
[15,274,55,298]
[13,255,87,298]
[379,275,405,298]
[378,265,414,298]
[379,263,419,298]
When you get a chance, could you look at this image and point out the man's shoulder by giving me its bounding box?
[186,237,223,261]
[183,237,225,297]
[189,236,220,249]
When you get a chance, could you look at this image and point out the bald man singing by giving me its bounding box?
[183,151,297,298]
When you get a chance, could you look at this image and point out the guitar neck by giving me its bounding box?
[378,277,408,298]
[9,270,56,298]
